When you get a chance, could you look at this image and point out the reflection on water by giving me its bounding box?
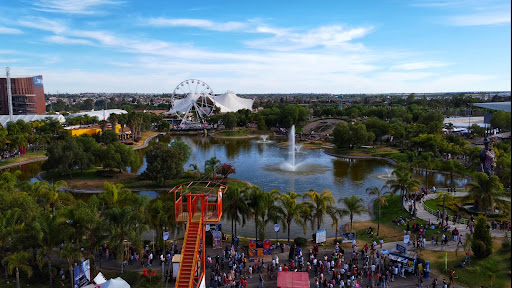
[3,134,469,238]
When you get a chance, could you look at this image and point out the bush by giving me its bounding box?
[294,237,307,247]
[472,216,493,258]
[122,270,141,285]
[472,239,487,258]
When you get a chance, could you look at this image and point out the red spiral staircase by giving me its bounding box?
[171,181,227,288]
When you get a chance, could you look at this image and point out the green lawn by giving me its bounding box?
[0,150,47,167]
[431,243,511,288]
[357,195,446,243]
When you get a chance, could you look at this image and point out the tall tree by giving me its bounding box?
[302,189,335,232]
[366,185,390,236]
[466,172,507,215]
[276,192,306,243]
[36,213,65,288]
[36,180,69,215]
[339,195,368,232]
[2,251,33,288]
[245,186,267,242]
[223,187,248,237]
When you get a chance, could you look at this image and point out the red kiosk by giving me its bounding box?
[172,181,227,288]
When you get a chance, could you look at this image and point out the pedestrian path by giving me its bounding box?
[403,192,507,252]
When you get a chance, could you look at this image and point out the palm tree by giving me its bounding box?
[0,210,26,283]
[276,192,306,243]
[418,152,435,189]
[245,186,267,242]
[339,195,368,232]
[99,182,133,208]
[436,192,454,226]
[260,189,282,241]
[327,205,343,242]
[466,172,507,215]
[366,185,390,236]
[204,157,221,179]
[223,187,249,238]
[2,251,33,288]
[36,213,65,288]
[189,163,201,179]
[386,169,410,202]
[60,243,83,288]
[36,180,69,215]
[302,189,335,232]
[443,159,464,191]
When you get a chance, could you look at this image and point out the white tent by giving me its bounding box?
[214,91,253,113]
[67,109,128,121]
[0,114,65,127]
[98,277,130,288]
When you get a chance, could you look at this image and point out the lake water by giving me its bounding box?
[5,134,468,239]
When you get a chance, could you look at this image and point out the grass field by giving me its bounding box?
[0,150,47,167]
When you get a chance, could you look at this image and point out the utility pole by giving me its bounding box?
[6,67,13,122]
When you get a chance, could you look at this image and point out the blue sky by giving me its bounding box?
[0,0,510,94]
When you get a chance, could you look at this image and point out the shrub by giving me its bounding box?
[294,237,307,247]
[472,216,493,258]
[122,270,141,285]
[472,239,487,258]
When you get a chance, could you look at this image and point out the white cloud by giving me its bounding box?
[32,0,122,14]
[448,12,511,26]
[0,26,23,34]
[391,61,453,70]
[245,25,373,51]
[148,18,247,32]
[46,35,95,45]
[18,17,67,34]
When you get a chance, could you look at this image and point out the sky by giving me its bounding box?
[0,0,510,94]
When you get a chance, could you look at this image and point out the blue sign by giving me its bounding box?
[396,244,407,254]
[33,76,43,87]
[342,233,356,240]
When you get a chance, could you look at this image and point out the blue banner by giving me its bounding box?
[33,76,43,87]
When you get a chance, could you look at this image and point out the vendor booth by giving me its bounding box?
[384,244,418,274]
[172,254,182,279]
[276,272,309,288]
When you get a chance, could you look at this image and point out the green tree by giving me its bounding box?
[223,112,238,130]
[418,152,435,189]
[36,213,65,288]
[35,180,69,215]
[2,251,33,288]
[339,195,368,232]
[472,215,493,258]
[332,122,351,149]
[245,186,267,242]
[205,157,221,179]
[223,187,248,237]
[60,243,83,288]
[257,116,267,131]
[277,192,307,243]
[490,110,511,131]
[466,172,507,215]
[302,189,335,232]
[442,159,464,191]
[143,143,189,186]
[366,185,390,236]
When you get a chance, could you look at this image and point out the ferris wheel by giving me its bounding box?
[171,79,215,125]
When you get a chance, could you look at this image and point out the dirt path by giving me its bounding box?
[302,118,344,135]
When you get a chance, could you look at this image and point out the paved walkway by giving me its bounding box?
[403,192,508,252]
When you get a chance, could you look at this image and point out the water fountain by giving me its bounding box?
[295,144,303,153]
[257,135,272,143]
[377,167,395,180]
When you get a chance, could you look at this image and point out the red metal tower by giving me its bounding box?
[171,181,227,288]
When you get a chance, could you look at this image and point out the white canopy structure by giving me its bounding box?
[214,91,254,113]
[0,114,64,127]
[68,109,127,121]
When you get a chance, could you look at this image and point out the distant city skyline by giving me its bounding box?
[0,0,510,94]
